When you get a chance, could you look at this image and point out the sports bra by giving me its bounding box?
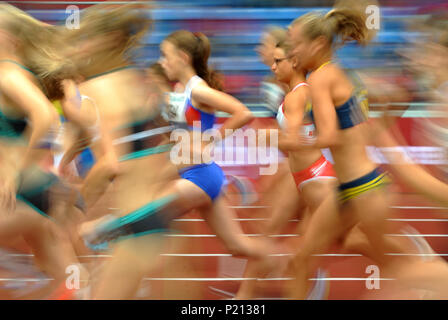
[308,62,369,130]
[164,75,216,132]
[309,91,369,130]
[0,109,28,138]
[276,82,315,138]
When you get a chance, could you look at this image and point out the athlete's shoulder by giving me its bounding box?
[284,86,308,109]
[0,62,32,85]
[189,77,212,99]
[308,63,341,85]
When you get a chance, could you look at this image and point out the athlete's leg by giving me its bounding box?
[236,172,302,299]
[91,233,166,299]
[288,190,356,299]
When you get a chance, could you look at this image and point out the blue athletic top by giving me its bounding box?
[185,76,215,131]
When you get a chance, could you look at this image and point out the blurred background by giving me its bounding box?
[3,0,446,300]
[9,0,446,104]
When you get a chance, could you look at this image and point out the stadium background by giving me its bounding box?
[0,0,447,300]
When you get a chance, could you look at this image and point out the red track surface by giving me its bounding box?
[0,117,447,300]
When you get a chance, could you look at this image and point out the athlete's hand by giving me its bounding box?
[298,134,317,147]
[278,132,315,152]
[61,79,82,108]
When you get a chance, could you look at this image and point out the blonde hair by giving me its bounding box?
[72,3,152,74]
[291,0,376,47]
[0,4,76,99]
[265,26,288,45]
[275,39,292,55]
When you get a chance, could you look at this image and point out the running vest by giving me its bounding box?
[164,76,216,132]
[276,82,315,138]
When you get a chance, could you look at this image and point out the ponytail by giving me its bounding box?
[291,0,377,47]
[193,32,223,91]
[324,8,369,46]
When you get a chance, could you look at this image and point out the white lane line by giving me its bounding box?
[0,278,53,282]
[141,277,394,281]
[0,277,403,282]
[142,277,294,281]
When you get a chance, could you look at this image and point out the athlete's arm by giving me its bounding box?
[278,89,307,151]
[307,71,340,148]
[0,68,58,169]
[59,81,111,178]
[61,79,95,127]
[76,83,120,210]
[373,119,448,207]
[192,83,254,140]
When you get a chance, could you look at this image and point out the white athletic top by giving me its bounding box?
[276,82,315,138]
[163,76,203,124]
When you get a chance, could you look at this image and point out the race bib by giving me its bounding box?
[164,92,187,123]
